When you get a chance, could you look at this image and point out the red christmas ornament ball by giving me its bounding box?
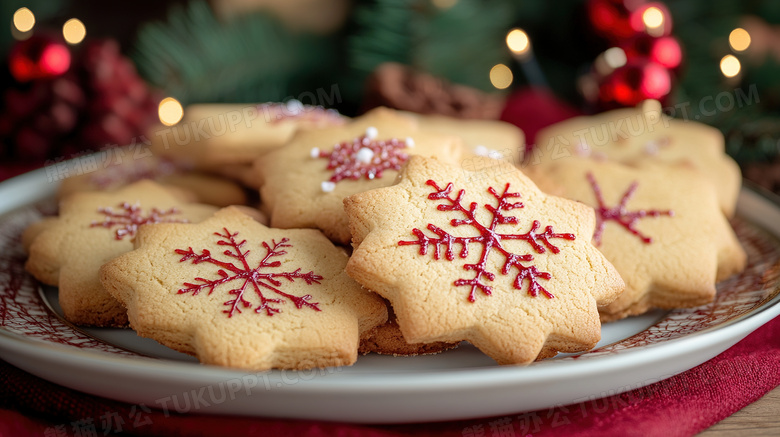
[620,34,683,71]
[587,0,647,41]
[598,60,672,109]
[9,35,71,82]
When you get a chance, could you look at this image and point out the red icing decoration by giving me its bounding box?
[587,172,673,246]
[316,135,409,183]
[175,228,322,317]
[398,180,575,301]
[90,202,187,240]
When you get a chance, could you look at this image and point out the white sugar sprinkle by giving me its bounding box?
[405,137,415,148]
[365,126,378,139]
[474,145,489,156]
[644,141,659,155]
[310,147,320,158]
[356,147,375,164]
[321,181,335,193]
[286,99,304,114]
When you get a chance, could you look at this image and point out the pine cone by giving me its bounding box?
[362,62,504,119]
[0,39,159,163]
[1,73,85,161]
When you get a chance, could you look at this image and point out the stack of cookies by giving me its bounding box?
[23,102,745,370]
[525,100,745,321]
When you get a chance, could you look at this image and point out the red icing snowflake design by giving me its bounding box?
[314,132,410,186]
[90,202,188,240]
[398,180,575,302]
[587,173,673,246]
[175,229,322,317]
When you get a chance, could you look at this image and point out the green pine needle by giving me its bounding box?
[132,1,337,105]
[348,0,514,92]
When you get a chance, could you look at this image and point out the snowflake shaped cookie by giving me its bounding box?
[149,102,346,177]
[532,99,741,217]
[57,154,247,207]
[100,207,387,370]
[24,180,218,327]
[256,107,465,244]
[344,156,625,365]
[528,159,746,321]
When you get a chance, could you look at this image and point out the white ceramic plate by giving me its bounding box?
[1,168,779,424]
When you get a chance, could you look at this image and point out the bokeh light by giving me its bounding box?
[729,28,751,52]
[13,8,35,33]
[158,97,184,126]
[642,7,664,30]
[720,55,741,78]
[489,64,513,90]
[506,29,530,56]
[62,18,86,45]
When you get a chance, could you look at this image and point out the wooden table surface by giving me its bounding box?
[699,385,780,435]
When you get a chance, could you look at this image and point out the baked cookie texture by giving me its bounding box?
[100,207,387,370]
[529,159,746,321]
[25,180,218,327]
[255,107,465,244]
[359,310,459,356]
[344,156,625,365]
[402,111,525,162]
[57,154,247,207]
[22,217,57,252]
[148,102,347,172]
[532,100,741,217]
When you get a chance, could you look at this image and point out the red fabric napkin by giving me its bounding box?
[499,87,582,148]
[2,314,779,437]
[2,89,778,436]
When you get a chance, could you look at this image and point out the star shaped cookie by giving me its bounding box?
[149,101,346,173]
[25,180,218,327]
[344,156,624,365]
[255,107,464,244]
[532,100,741,217]
[100,207,387,370]
[57,154,247,207]
[403,112,525,163]
[528,158,746,321]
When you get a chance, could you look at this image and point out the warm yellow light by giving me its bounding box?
[506,28,530,55]
[13,7,35,33]
[720,55,741,78]
[158,97,184,126]
[642,7,664,29]
[604,47,627,69]
[729,28,751,52]
[431,0,457,9]
[62,18,86,45]
[489,64,513,90]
